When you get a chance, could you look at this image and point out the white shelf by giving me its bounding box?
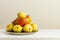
[0,29,60,38]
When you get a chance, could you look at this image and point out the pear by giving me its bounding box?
[12,17,20,25]
[18,12,27,18]
[13,25,22,33]
[31,23,38,32]
[23,24,33,32]
[6,23,14,32]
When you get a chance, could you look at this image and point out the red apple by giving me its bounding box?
[17,18,27,27]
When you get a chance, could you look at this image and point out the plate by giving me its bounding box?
[6,31,38,35]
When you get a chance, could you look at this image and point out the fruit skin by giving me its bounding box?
[31,23,38,32]
[18,12,27,18]
[23,24,33,32]
[26,15,32,24]
[12,17,20,25]
[6,23,14,32]
[17,18,27,27]
[13,25,22,33]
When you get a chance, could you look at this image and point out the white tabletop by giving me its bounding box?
[0,29,60,38]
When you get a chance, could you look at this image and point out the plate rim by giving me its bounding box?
[6,31,38,35]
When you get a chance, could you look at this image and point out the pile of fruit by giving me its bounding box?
[6,12,38,33]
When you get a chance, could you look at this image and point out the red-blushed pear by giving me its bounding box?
[12,17,20,25]
[17,18,27,27]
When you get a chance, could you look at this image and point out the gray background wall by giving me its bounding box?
[0,0,60,29]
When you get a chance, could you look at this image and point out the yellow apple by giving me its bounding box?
[13,25,22,33]
[31,23,38,32]
[26,15,32,24]
[18,12,27,18]
[23,24,33,32]
[6,23,14,32]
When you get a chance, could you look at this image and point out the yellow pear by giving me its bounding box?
[6,23,14,32]
[31,23,38,32]
[23,24,33,32]
[18,12,27,18]
[13,25,22,33]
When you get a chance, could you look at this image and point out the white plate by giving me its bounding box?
[6,31,38,35]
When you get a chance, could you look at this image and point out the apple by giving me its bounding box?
[6,23,14,32]
[23,24,33,32]
[17,18,27,27]
[31,23,38,32]
[18,12,27,18]
[26,15,32,24]
[13,25,22,33]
